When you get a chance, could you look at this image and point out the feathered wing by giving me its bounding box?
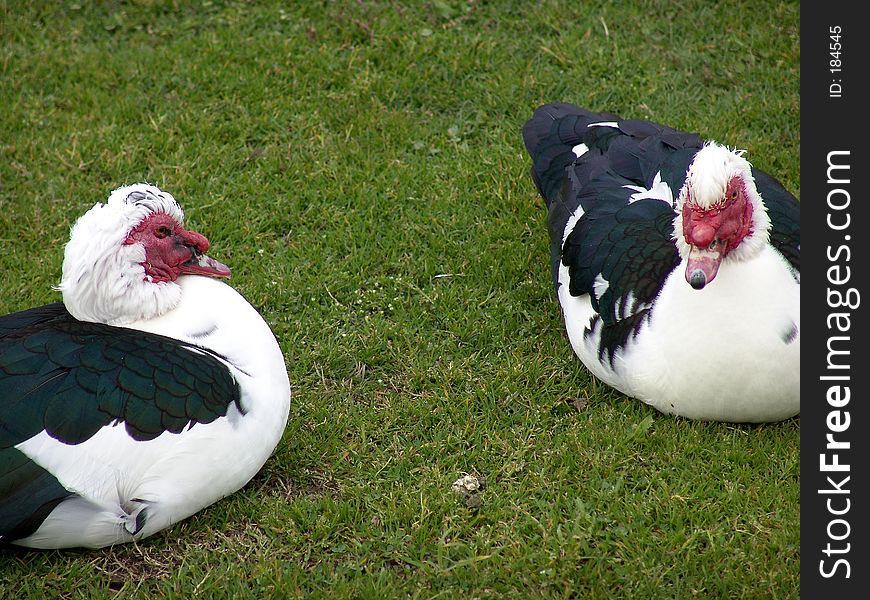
[522,103,701,360]
[753,168,800,274]
[563,199,681,364]
[0,303,241,543]
[0,448,73,543]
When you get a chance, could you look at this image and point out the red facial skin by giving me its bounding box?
[682,176,754,289]
[124,213,231,283]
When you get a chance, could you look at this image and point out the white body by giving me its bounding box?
[14,276,291,548]
[558,247,800,422]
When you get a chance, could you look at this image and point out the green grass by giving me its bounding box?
[0,1,799,597]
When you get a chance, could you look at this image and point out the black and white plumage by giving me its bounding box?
[522,103,799,422]
[0,184,291,548]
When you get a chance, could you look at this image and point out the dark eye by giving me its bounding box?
[155,225,172,239]
[730,189,738,200]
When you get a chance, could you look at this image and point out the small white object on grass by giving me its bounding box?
[452,474,485,507]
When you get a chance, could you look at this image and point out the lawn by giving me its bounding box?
[0,1,799,598]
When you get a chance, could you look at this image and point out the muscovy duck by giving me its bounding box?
[522,103,799,422]
[0,184,291,548]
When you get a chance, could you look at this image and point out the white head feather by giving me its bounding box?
[673,142,771,263]
[57,184,186,326]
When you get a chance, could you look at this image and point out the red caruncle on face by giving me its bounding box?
[123,213,217,283]
[682,175,754,254]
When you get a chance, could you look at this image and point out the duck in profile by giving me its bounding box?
[522,103,799,422]
[0,183,291,548]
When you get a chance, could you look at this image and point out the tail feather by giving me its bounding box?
[522,103,621,206]
[9,495,134,549]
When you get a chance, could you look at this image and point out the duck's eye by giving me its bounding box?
[730,189,738,200]
[155,225,172,239]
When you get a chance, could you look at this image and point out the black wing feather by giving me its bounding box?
[0,304,241,447]
[0,447,73,543]
[523,104,697,361]
[564,199,681,362]
[0,302,242,542]
[752,168,800,273]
